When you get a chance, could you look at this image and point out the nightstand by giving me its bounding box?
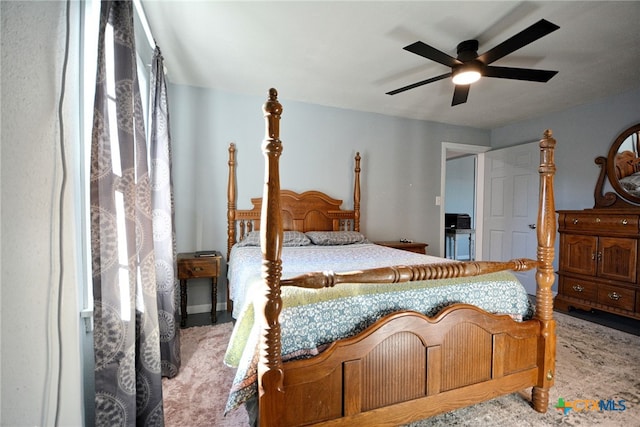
[375,241,428,255]
[177,251,221,327]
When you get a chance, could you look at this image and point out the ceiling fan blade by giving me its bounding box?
[403,41,461,68]
[386,73,451,95]
[477,19,559,65]
[452,84,470,106]
[484,65,558,82]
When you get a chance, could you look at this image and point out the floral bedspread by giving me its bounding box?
[223,244,533,414]
[620,172,640,197]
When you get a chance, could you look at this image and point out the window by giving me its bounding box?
[79,0,155,326]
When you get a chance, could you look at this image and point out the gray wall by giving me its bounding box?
[445,155,475,259]
[491,88,640,212]
[170,85,640,314]
[1,2,84,425]
[445,156,475,219]
[168,85,491,312]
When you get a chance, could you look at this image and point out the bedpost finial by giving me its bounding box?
[263,88,283,140]
[264,88,282,116]
[540,129,556,150]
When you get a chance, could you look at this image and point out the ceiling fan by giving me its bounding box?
[386,19,560,106]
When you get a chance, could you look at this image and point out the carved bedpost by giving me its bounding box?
[227,143,237,261]
[532,129,557,412]
[354,152,361,232]
[227,143,237,312]
[258,88,285,426]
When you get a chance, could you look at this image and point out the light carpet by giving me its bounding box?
[162,322,249,426]
[163,312,640,426]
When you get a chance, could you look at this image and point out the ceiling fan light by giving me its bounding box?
[452,69,481,85]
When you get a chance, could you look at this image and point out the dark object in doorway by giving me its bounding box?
[445,213,471,229]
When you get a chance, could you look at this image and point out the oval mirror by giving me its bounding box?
[606,123,640,204]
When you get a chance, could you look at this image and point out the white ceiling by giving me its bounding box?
[140,1,640,130]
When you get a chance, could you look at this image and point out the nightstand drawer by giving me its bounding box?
[178,257,220,279]
[597,284,635,311]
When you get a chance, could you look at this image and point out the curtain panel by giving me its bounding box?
[90,1,164,425]
[149,47,181,378]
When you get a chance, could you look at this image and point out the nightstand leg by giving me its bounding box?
[211,277,217,323]
[180,279,187,327]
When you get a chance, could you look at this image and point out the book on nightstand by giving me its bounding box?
[194,250,218,257]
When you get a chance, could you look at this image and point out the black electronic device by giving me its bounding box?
[445,213,471,229]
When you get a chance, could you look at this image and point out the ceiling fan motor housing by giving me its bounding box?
[456,40,479,62]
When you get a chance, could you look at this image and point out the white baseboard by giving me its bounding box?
[186,302,226,314]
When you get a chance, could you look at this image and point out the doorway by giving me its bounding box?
[445,154,476,260]
[440,143,490,259]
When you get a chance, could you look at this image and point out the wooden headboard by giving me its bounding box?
[615,150,639,179]
[227,143,362,260]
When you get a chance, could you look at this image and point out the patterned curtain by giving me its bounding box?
[149,47,181,378]
[90,2,164,425]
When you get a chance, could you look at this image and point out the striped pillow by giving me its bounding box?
[236,231,311,247]
[305,231,367,246]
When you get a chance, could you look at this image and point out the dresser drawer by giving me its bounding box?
[597,284,636,311]
[561,212,639,233]
[560,277,597,302]
[178,257,220,279]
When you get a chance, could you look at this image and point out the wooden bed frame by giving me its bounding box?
[226,144,361,312]
[615,150,640,179]
[228,88,557,426]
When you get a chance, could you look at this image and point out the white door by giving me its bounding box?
[483,142,539,295]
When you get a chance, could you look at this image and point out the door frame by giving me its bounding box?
[440,142,491,259]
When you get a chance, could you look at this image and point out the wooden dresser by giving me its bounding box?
[556,210,640,320]
[555,123,640,321]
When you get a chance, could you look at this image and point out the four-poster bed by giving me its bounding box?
[224,88,557,426]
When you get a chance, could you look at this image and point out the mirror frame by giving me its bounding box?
[595,123,640,208]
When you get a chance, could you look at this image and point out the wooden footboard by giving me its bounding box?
[255,88,556,427]
[280,306,541,426]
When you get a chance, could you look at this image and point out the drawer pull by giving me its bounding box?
[194,267,204,272]
[572,218,579,225]
[608,292,622,301]
[595,217,601,223]
[621,219,628,225]
[572,284,584,292]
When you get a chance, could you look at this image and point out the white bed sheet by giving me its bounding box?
[227,242,446,318]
